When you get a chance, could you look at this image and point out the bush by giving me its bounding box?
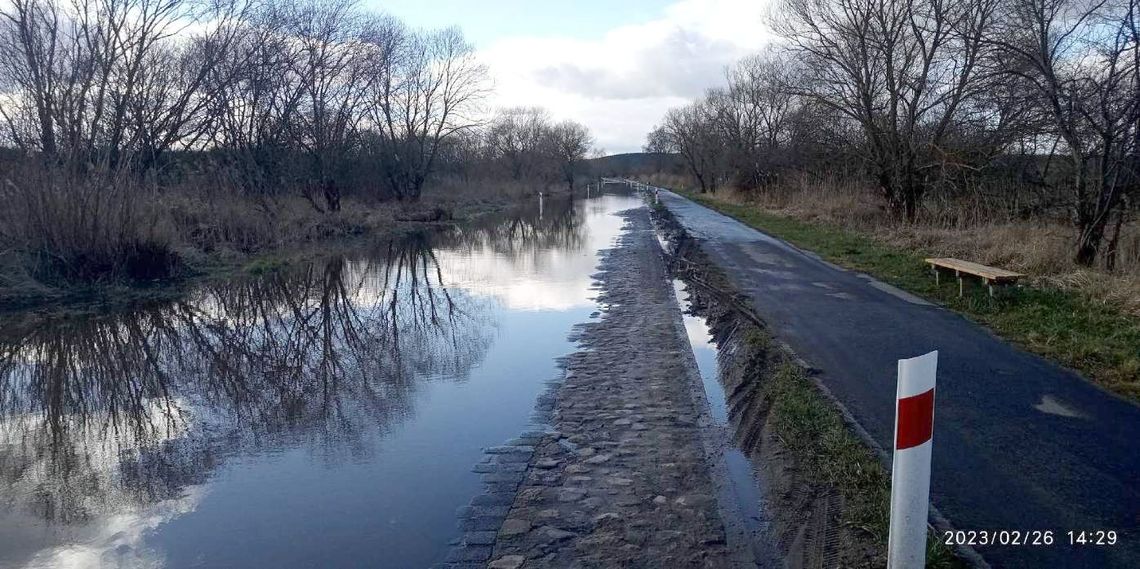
[0,167,181,286]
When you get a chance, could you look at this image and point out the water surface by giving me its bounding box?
[671,279,780,567]
[0,192,642,568]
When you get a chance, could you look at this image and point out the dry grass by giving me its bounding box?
[0,170,179,288]
[421,175,581,212]
[0,166,549,307]
[167,193,379,257]
[707,176,1140,316]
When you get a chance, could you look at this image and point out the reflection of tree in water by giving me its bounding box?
[448,194,586,256]
[0,236,491,526]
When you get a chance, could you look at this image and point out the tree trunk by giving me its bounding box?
[323,178,341,212]
[876,168,900,217]
[1071,153,1098,266]
[1104,206,1125,272]
[407,177,424,202]
[1074,194,1108,268]
[37,103,56,157]
[1075,229,1102,267]
[902,177,924,222]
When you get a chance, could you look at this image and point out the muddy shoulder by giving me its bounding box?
[656,204,888,569]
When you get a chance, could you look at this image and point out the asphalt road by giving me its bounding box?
[659,190,1140,568]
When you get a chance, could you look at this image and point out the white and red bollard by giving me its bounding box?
[887,350,938,569]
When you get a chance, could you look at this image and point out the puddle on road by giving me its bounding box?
[670,280,781,567]
[1034,395,1086,419]
[0,192,643,568]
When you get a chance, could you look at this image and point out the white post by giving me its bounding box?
[888,350,938,569]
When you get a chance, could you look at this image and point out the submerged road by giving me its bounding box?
[659,190,1140,568]
[453,207,759,568]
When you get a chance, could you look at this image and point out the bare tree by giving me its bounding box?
[646,101,726,193]
[988,0,1140,265]
[545,120,594,191]
[0,0,578,217]
[366,25,488,201]
[0,0,246,169]
[776,0,1000,219]
[0,0,60,156]
[282,0,373,212]
[204,7,307,196]
[704,49,806,189]
[485,106,553,182]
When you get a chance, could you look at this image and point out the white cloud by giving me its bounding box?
[478,0,777,153]
[436,194,637,311]
[24,486,206,569]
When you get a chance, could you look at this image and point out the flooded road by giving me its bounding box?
[0,192,643,568]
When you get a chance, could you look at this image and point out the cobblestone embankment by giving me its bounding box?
[441,207,754,569]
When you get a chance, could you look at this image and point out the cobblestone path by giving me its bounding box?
[443,207,750,569]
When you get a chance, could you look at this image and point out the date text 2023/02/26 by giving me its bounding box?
[943,530,1120,547]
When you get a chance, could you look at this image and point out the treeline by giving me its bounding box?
[648,0,1139,267]
[0,0,593,290]
[442,107,595,193]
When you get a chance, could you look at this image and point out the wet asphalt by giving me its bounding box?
[659,190,1140,568]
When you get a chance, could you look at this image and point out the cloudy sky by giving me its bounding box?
[368,0,777,154]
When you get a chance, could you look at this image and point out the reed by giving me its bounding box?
[0,168,179,287]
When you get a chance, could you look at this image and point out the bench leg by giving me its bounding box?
[956,271,963,297]
[987,279,995,298]
[932,267,940,285]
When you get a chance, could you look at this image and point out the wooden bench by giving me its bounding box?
[925,258,1024,297]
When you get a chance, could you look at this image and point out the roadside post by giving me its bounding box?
[888,350,938,568]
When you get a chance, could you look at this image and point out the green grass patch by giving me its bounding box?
[692,193,1140,402]
[759,349,961,568]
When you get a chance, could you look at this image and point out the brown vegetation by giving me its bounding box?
[0,0,596,305]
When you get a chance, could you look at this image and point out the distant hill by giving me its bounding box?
[587,152,685,177]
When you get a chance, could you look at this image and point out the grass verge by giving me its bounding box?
[747,331,961,568]
[688,192,1140,402]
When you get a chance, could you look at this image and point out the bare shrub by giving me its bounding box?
[0,168,179,285]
